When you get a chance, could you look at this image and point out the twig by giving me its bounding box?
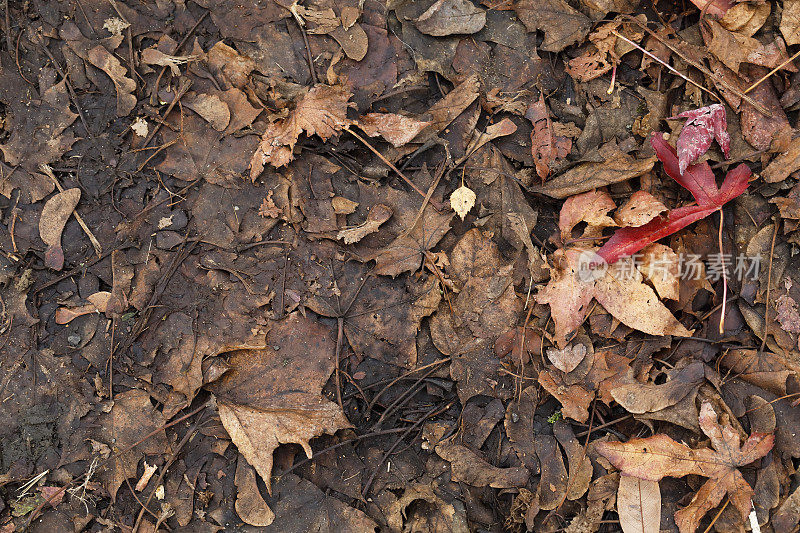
[39,164,102,257]
[288,4,319,85]
[619,18,773,116]
[745,48,800,94]
[149,10,209,105]
[759,221,779,354]
[142,77,192,149]
[343,126,443,210]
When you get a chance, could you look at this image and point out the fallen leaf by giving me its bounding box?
[535,434,569,509]
[559,190,617,241]
[414,0,486,36]
[140,47,195,76]
[39,188,81,270]
[450,184,476,220]
[636,243,679,301]
[532,146,656,199]
[704,20,794,74]
[596,133,750,264]
[234,459,274,526]
[740,65,791,151]
[781,0,800,45]
[547,343,587,373]
[87,45,137,117]
[209,313,351,497]
[763,136,800,183]
[514,0,591,52]
[54,291,113,324]
[337,203,393,244]
[617,475,661,533]
[554,421,594,500]
[184,92,230,131]
[610,361,705,414]
[597,401,774,533]
[358,113,431,147]
[435,440,529,488]
[250,84,352,178]
[526,93,571,180]
[614,191,667,228]
[669,104,731,175]
[687,0,731,17]
[719,1,769,36]
[416,75,480,140]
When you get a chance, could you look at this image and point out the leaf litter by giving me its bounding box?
[3,0,800,531]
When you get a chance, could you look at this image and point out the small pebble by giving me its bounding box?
[67,334,81,346]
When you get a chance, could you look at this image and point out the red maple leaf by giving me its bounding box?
[669,104,731,175]
[596,133,750,264]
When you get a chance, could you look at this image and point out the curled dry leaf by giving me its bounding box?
[614,191,667,228]
[337,203,393,244]
[250,85,352,179]
[669,104,731,175]
[435,439,529,488]
[526,93,571,180]
[558,189,616,241]
[87,45,137,117]
[40,188,81,270]
[54,291,113,325]
[140,47,196,76]
[358,113,431,147]
[414,0,486,36]
[597,401,774,533]
[450,185,476,220]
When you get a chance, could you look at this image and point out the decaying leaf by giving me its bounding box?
[414,0,486,36]
[436,439,529,488]
[358,112,431,147]
[450,184,476,220]
[559,190,616,241]
[617,475,661,533]
[526,93,571,180]
[781,0,800,45]
[614,191,667,228]
[514,0,591,52]
[337,203,393,244]
[87,45,137,117]
[597,401,774,533]
[209,313,351,501]
[250,85,352,179]
[39,188,81,270]
[669,104,731,175]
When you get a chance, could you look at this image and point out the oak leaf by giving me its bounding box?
[597,401,774,533]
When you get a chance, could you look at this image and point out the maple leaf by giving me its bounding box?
[597,401,774,533]
[669,104,731,175]
[596,133,750,264]
[250,85,352,180]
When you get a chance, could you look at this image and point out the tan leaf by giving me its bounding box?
[184,92,230,131]
[614,191,667,228]
[87,45,136,117]
[250,85,352,179]
[719,2,769,36]
[331,196,359,215]
[597,401,774,533]
[781,0,800,46]
[435,440,529,488]
[358,113,431,147]
[414,0,486,36]
[547,343,587,373]
[39,188,81,270]
[210,313,351,494]
[763,136,800,183]
[559,190,616,241]
[450,185,476,220]
[337,203,392,244]
[636,243,679,301]
[617,475,661,533]
[234,459,275,526]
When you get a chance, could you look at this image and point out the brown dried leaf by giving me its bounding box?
[781,0,800,46]
[184,92,230,131]
[559,190,617,241]
[614,191,667,228]
[636,243,680,301]
[547,343,587,373]
[435,440,529,488]
[209,313,351,494]
[414,0,486,36]
[763,136,800,183]
[535,434,569,510]
[526,93,571,180]
[87,45,136,117]
[704,20,794,74]
[720,2,770,36]
[514,0,591,52]
[617,475,661,533]
[250,85,352,178]
[597,401,774,533]
[39,188,81,270]
[234,459,274,526]
[337,203,392,244]
[532,147,657,199]
[358,113,431,147]
[610,361,704,414]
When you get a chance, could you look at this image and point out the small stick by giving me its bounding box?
[39,164,102,257]
[745,48,800,94]
[343,126,444,210]
[142,77,192,149]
